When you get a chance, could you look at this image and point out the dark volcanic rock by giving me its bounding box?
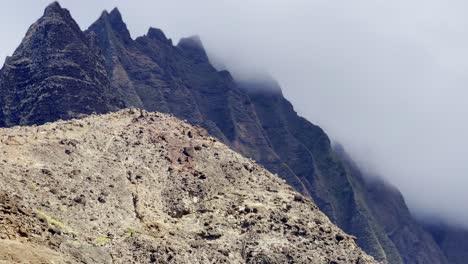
[241,80,403,263]
[0,3,463,263]
[87,12,310,195]
[425,222,468,264]
[336,145,449,264]
[87,12,450,262]
[0,2,121,127]
[86,8,143,109]
[177,35,210,63]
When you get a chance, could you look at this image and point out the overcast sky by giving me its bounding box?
[1,0,468,228]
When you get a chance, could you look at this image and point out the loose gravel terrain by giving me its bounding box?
[0,109,377,264]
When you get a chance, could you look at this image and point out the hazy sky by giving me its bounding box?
[1,0,468,227]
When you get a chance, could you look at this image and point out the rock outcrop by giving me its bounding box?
[0,109,377,264]
[0,2,121,127]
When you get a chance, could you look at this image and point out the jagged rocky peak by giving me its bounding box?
[41,1,80,31]
[43,1,65,16]
[14,1,84,57]
[218,70,235,81]
[109,7,122,18]
[99,7,125,26]
[178,35,204,50]
[177,35,209,63]
[237,73,285,96]
[0,4,459,263]
[147,27,167,41]
[0,2,120,127]
[89,7,133,44]
[7,1,103,77]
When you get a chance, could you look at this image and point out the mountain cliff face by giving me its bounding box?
[0,109,377,264]
[0,3,122,127]
[0,2,465,263]
[424,223,468,264]
[335,146,450,264]
[84,10,401,262]
[241,85,402,263]
[86,8,310,196]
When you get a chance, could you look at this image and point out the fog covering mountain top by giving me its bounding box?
[1,0,467,229]
[2,2,468,263]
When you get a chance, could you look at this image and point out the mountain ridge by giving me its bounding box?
[0,3,466,263]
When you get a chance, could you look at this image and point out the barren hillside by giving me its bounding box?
[0,109,376,264]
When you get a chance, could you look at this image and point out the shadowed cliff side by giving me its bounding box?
[0,3,463,263]
[335,145,449,264]
[86,8,310,195]
[0,2,122,127]
[424,222,468,264]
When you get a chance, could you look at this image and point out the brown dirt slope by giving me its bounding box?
[0,109,377,264]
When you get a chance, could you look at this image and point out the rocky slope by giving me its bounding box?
[0,2,465,263]
[0,109,377,264]
[86,9,445,263]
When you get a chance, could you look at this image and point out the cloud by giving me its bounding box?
[1,0,468,227]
